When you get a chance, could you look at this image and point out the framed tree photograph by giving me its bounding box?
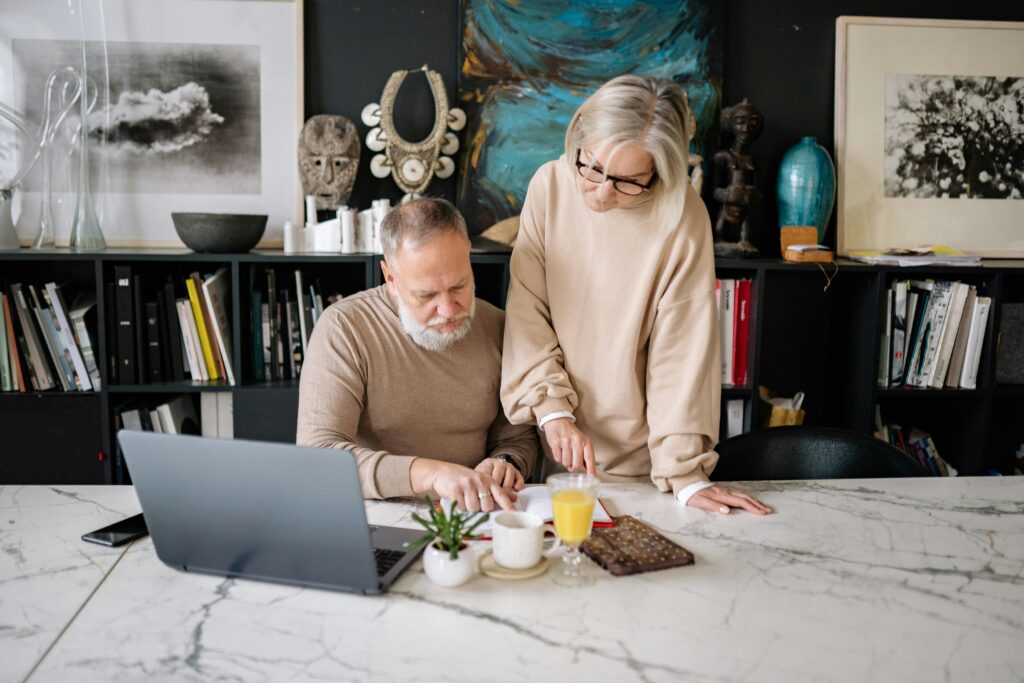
[0,0,303,247]
[835,17,1024,257]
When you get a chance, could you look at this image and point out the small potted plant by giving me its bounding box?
[410,497,487,588]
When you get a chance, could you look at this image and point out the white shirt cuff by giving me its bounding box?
[676,480,715,506]
[538,411,575,431]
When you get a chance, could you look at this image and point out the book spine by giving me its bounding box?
[261,302,271,374]
[175,301,202,381]
[251,291,264,381]
[720,279,735,386]
[917,282,953,387]
[945,287,975,388]
[0,295,10,391]
[32,285,75,390]
[11,284,56,391]
[217,391,233,438]
[155,295,173,383]
[282,288,295,379]
[267,268,279,381]
[295,270,309,354]
[132,274,147,383]
[200,392,219,437]
[186,278,220,381]
[114,266,136,384]
[192,273,226,380]
[890,281,907,386]
[929,283,968,388]
[202,270,235,386]
[46,283,92,391]
[902,292,918,382]
[878,289,892,388]
[287,300,302,378]
[3,295,24,391]
[960,298,991,389]
[733,279,751,387]
[163,282,185,381]
[145,301,163,383]
[70,312,101,390]
[36,305,74,391]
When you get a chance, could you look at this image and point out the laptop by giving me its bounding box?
[117,430,424,594]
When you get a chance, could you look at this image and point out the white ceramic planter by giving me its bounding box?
[422,543,476,588]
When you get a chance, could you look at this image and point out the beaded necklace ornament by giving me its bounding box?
[361,65,465,200]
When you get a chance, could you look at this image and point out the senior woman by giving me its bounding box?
[501,75,770,515]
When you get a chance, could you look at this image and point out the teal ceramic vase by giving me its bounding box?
[777,137,836,243]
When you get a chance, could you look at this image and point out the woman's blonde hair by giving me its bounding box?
[564,75,692,228]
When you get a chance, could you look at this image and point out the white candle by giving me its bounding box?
[283,220,301,254]
[339,208,355,254]
[305,195,317,227]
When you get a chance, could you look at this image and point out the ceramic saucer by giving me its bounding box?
[477,550,549,580]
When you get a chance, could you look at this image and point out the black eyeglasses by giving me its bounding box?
[574,150,657,196]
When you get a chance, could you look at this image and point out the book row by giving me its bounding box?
[717,278,752,387]
[0,282,100,393]
[115,393,233,439]
[878,279,991,390]
[109,266,235,386]
[874,406,957,477]
[251,268,342,382]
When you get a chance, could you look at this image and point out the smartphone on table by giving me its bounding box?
[81,513,148,547]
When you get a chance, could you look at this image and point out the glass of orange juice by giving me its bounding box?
[547,472,600,587]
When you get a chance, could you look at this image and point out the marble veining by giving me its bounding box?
[7,478,1024,683]
[0,485,142,683]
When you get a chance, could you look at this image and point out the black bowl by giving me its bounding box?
[171,213,268,253]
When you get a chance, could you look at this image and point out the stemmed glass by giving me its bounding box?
[547,473,600,587]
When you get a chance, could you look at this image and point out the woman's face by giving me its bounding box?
[575,142,656,212]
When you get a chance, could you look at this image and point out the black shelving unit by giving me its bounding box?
[827,259,1024,476]
[2,248,1020,483]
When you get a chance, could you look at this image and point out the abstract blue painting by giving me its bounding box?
[458,0,722,232]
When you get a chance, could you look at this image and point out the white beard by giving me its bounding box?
[396,295,476,352]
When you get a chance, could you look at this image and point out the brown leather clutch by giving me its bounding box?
[580,515,695,576]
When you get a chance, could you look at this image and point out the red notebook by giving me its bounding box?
[732,279,751,386]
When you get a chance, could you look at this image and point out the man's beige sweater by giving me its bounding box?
[297,286,537,499]
[501,158,721,494]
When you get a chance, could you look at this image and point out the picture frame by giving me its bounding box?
[0,0,303,248]
[834,16,1024,257]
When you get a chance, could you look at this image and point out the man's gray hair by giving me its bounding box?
[380,197,469,262]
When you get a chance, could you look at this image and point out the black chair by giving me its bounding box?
[713,426,928,481]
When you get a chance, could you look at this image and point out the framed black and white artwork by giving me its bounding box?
[835,17,1024,257]
[0,0,303,247]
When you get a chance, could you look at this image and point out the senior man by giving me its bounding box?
[297,197,536,512]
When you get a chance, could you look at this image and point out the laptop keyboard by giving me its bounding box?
[374,548,406,576]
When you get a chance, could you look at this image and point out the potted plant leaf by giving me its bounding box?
[409,496,488,587]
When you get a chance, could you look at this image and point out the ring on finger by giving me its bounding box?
[478,491,492,500]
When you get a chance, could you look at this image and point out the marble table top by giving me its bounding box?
[3,477,1023,683]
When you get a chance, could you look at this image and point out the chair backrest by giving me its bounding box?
[713,426,928,481]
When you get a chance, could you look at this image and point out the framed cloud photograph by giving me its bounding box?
[0,0,303,247]
[835,17,1024,257]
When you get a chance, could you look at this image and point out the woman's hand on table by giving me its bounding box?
[688,485,772,515]
[543,418,596,474]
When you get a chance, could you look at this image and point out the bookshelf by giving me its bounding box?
[827,259,1024,476]
[1,249,1020,483]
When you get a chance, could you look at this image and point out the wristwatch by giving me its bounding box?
[494,453,523,474]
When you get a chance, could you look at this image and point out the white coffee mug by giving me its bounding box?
[492,511,560,569]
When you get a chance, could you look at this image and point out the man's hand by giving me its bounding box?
[687,484,772,515]
[543,418,596,474]
[410,459,517,513]
[475,458,525,491]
